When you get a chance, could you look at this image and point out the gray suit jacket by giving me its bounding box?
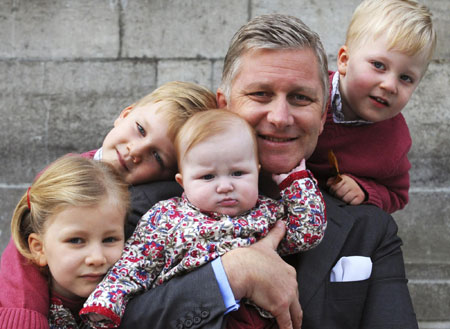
[119,181,418,329]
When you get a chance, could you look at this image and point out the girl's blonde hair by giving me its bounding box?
[129,81,218,143]
[11,155,130,262]
[346,0,436,61]
[174,109,259,172]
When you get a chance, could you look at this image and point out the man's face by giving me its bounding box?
[218,48,326,174]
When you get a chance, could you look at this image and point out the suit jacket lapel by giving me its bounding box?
[296,192,356,309]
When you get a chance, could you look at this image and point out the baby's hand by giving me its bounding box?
[272,159,306,185]
[327,174,365,205]
[88,313,111,323]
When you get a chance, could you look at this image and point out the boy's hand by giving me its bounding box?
[327,174,365,205]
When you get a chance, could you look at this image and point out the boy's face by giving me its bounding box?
[338,35,428,122]
[102,102,177,185]
[176,127,259,217]
[29,197,125,299]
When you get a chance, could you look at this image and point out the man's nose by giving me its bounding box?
[267,98,294,128]
[216,178,234,193]
[380,74,398,94]
[85,245,107,267]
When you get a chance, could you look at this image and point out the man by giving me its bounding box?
[121,14,418,329]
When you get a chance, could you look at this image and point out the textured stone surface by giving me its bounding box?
[0,0,448,324]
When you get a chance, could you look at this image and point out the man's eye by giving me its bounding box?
[372,61,385,70]
[400,74,413,83]
[289,94,312,106]
[232,171,243,177]
[202,174,214,180]
[248,91,271,101]
[137,123,145,136]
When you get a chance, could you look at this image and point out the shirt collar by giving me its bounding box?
[93,148,102,161]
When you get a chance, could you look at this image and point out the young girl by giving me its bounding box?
[80,110,327,329]
[1,156,130,328]
[0,81,217,329]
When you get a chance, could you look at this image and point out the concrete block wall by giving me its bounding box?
[0,1,448,327]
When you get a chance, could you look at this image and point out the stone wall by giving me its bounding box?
[0,1,448,327]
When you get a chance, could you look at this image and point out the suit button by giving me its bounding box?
[185,319,193,328]
[201,310,209,318]
[193,316,201,324]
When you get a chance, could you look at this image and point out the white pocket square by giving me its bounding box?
[330,256,372,282]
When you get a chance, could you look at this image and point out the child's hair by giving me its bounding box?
[346,0,436,61]
[174,109,259,171]
[11,155,130,262]
[129,81,217,142]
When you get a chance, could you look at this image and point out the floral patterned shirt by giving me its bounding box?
[80,170,326,328]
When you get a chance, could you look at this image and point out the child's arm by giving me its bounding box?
[326,174,366,205]
[272,160,327,255]
[80,205,169,328]
[0,239,50,329]
[345,172,409,214]
[327,158,409,214]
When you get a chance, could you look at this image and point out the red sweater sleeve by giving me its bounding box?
[0,239,49,329]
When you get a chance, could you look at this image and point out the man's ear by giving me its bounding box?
[216,89,228,109]
[337,45,349,76]
[28,233,48,267]
[175,173,184,188]
[319,108,327,135]
[114,105,134,127]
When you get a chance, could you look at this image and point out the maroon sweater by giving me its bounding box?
[307,72,411,213]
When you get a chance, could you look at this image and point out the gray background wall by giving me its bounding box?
[0,0,448,327]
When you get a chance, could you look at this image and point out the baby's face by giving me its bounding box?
[102,102,177,185]
[177,127,259,217]
[338,35,428,122]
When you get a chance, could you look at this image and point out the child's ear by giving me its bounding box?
[114,105,134,127]
[175,173,184,188]
[216,89,228,109]
[28,233,48,267]
[337,45,349,76]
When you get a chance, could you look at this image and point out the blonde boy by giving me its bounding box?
[0,80,217,328]
[94,81,217,184]
[307,0,436,213]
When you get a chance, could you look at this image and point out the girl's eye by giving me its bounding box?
[202,174,214,180]
[232,171,243,177]
[68,237,83,244]
[400,74,413,83]
[137,123,145,136]
[103,237,118,243]
[372,61,385,70]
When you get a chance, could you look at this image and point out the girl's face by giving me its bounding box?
[29,196,126,299]
[176,127,260,217]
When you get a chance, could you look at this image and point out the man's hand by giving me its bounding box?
[221,221,302,329]
[327,174,365,205]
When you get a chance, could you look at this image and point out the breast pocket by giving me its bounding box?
[326,279,370,328]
